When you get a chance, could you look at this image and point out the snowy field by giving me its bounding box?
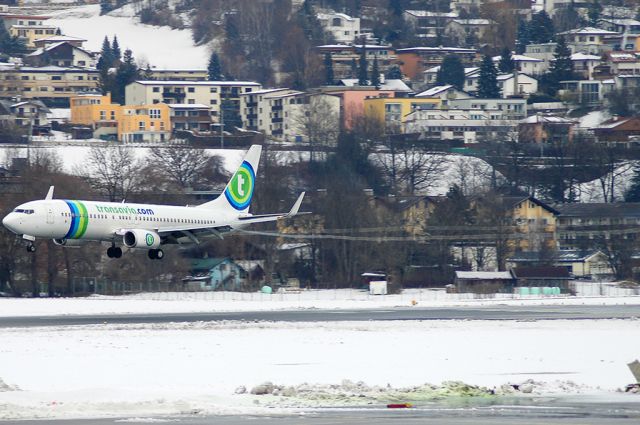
[0,319,639,419]
[48,5,209,69]
[1,287,640,317]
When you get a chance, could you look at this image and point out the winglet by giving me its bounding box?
[45,186,54,200]
[287,192,305,217]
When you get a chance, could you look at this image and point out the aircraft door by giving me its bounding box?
[46,204,55,225]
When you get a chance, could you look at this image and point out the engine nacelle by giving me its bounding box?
[123,229,161,249]
[53,238,87,247]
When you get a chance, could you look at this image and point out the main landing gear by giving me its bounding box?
[147,249,164,260]
[106,246,122,259]
[26,243,35,253]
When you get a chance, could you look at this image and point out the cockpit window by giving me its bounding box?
[14,209,34,214]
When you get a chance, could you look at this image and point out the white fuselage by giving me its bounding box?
[2,199,245,242]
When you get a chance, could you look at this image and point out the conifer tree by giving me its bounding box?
[357,40,368,85]
[588,0,602,26]
[478,54,500,99]
[543,36,574,95]
[324,53,334,85]
[113,49,138,104]
[350,58,358,79]
[385,65,402,79]
[143,64,153,80]
[498,48,515,73]
[515,19,530,54]
[112,36,121,62]
[436,55,465,90]
[529,11,555,43]
[100,36,114,70]
[371,55,380,88]
[207,51,223,81]
[0,20,25,55]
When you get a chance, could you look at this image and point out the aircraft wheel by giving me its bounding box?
[148,250,157,260]
[113,247,122,258]
[107,247,114,258]
[26,244,35,253]
[156,249,164,260]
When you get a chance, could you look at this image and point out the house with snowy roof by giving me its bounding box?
[414,85,472,105]
[444,18,494,46]
[403,10,459,39]
[518,114,578,144]
[424,65,479,86]
[558,27,620,55]
[571,53,601,79]
[397,46,477,80]
[24,41,96,68]
[465,71,538,98]
[592,116,640,147]
[506,250,613,278]
[492,53,547,75]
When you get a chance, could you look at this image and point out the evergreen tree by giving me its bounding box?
[113,49,139,104]
[207,51,223,81]
[498,48,515,73]
[625,163,640,202]
[544,36,574,95]
[515,19,530,54]
[143,64,153,80]
[529,11,555,43]
[297,0,325,43]
[436,55,465,90]
[100,36,114,69]
[0,20,26,55]
[478,54,500,99]
[357,40,368,85]
[588,0,602,27]
[324,53,334,85]
[111,36,121,62]
[385,65,402,79]
[100,0,113,15]
[371,55,380,88]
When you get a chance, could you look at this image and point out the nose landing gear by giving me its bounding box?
[26,243,35,253]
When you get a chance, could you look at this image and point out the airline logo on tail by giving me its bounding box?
[225,161,255,210]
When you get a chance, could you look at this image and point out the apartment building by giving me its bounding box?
[0,64,99,105]
[403,10,458,39]
[70,93,171,142]
[240,88,340,142]
[125,80,261,121]
[396,46,477,80]
[148,69,209,81]
[448,98,527,119]
[0,13,58,49]
[168,104,213,133]
[363,97,441,129]
[314,44,397,80]
[405,108,520,144]
[317,12,360,44]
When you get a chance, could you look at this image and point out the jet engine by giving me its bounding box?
[123,229,161,249]
[53,238,87,247]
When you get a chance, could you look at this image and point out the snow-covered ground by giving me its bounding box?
[1,287,639,318]
[48,5,209,69]
[0,319,639,419]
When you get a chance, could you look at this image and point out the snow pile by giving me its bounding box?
[0,377,19,392]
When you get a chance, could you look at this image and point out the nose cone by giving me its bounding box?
[2,213,18,234]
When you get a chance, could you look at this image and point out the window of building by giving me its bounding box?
[51,75,62,81]
[188,87,195,93]
[139,121,145,130]
[21,76,29,80]
[149,109,161,119]
[188,99,195,104]
[100,110,106,120]
[210,87,217,93]
[210,99,217,104]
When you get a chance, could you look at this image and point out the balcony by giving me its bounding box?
[272,117,283,123]
[272,105,283,111]
[162,91,185,100]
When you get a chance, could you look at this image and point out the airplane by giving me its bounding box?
[2,145,305,260]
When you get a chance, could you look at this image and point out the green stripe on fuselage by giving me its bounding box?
[75,201,88,238]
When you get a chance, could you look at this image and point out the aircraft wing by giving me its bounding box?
[148,192,307,245]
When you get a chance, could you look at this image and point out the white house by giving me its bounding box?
[571,53,601,79]
[414,84,472,106]
[466,72,538,98]
[317,12,360,44]
[493,54,547,75]
[558,27,620,55]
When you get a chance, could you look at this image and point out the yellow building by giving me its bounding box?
[506,196,558,252]
[363,97,441,130]
[70,93,170,142]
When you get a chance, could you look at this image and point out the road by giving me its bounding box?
[0,304,639,328]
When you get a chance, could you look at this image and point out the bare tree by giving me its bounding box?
[80,146,143,202]
[377,144,450,195]
[295,95,340,163]
[148,146,226,189]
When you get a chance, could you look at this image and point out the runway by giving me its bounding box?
[1,304,639,327]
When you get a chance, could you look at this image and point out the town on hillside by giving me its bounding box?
[1,0,640,297]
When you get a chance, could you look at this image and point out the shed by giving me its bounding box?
[454,271,516,294]
[183,257,259,291]
[512,267,572,292]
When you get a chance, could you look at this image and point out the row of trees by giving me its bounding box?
[97,36,142,104]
